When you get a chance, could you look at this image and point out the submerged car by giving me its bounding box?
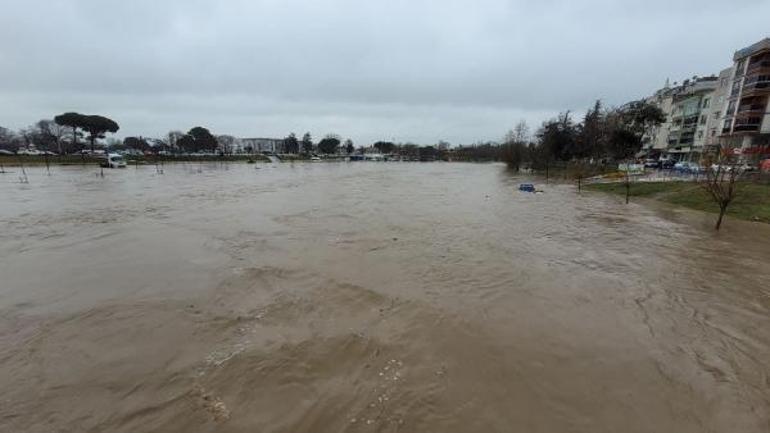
[102,153,127,168]
[519,183,536,193]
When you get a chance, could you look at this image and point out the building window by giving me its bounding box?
[736,59,747,76]
[702,98,710,108]
[726,100,736,114]
[697,131,703,139]
[700,115,707,125]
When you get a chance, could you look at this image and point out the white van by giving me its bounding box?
[106,153,127,168]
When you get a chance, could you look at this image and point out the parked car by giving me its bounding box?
[710,164,732,173]
[643,159,659,169]
[17,149,42,155]
[660,159,676,169]
[688,163,703,174]
[674,161,689,172]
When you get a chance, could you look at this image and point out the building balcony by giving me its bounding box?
[732,113,762,133]
[741,81,770,97]
[733,124,761,132]
[746,60,770,74]
[737,104,767,114]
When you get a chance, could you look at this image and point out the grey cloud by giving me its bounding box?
[1,0,768,144]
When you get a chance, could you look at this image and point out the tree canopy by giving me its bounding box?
[284,133,299,154]
[179,127,218,153]
[54,112,119,152]
[317,135,340,154]
[373,141,395,154]
[301,132,313,154]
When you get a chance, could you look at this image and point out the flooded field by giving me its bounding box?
[1,162,769,433]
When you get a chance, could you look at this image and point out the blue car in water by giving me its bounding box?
[519,183,536,193]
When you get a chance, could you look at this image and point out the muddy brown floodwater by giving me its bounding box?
[1,162,769,433]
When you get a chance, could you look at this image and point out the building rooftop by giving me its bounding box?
[734,38,770,61]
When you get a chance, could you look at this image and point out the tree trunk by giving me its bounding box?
[625,176,630,204]
[715,205,727,230]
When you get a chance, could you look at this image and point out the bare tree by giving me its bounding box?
[501,120,530,171]
[700,146,742,230]
[568,160,595,192]
[513,120,530,144]
[36,120,67,154]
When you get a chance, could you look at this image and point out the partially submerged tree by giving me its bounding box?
[608,126,639,204]
[537,112,577,163]
[344,138,354,154]
[501,120,529,171]
[700,146,742,230]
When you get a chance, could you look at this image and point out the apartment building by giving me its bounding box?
[641,37,770,161]
[668,77,719,160]
[704,67,734,148]
[643,77,719,161]
[720,38,770,152]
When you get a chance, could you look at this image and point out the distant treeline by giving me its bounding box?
[1,101,665,166]
[498,100,666,171]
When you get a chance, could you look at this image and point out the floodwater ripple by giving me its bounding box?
[0,162,768,433]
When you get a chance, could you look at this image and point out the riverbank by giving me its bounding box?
[587,180,770,223]
[0,154,271,166]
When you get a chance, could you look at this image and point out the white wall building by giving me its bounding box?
[643,76,719,161]
[237,138,285,154]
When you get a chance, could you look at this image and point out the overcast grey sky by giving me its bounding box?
[1,0,768,145]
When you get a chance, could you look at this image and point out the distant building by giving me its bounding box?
[720,38,770,153]
[644,76,719,161]
[705,67,734,149]
[670,77,719,160]
[237,137,284,154]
